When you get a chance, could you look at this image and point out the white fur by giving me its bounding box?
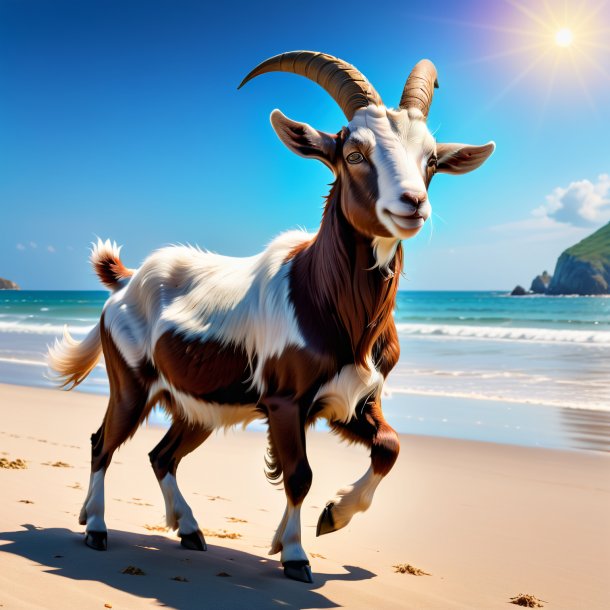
[348,106,435,260]
[81,470,106,532]
[371,236,400,271]
[90,237,123,268]
[270,504,307,563]
[101,230,310,397]
[148,377,262,430]
[314,364,383,424]
[326,466,383,531]
[47,323,102,389]
[159,473,200,534]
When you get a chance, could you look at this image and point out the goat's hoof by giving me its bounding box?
[316,502,337,536]
[180,529,207,551]
[85,530,107,551]
[283,560,313,583]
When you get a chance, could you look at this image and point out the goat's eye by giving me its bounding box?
[427,155,438,169]
[346,151,364,164]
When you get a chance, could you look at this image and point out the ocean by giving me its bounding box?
[1,290,609,450]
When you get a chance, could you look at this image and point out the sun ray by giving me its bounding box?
[577,39,610,52]
[567,47,598,113]
[410,14,542,38]
[572,0,609,31]
[572,44,610,80]
[455,41,548,67]
[485,48,552,110]
[541,0,562,30]
[504,0,556,33]
[535,54,561,132]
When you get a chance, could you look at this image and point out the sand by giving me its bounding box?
[0,383,608,609]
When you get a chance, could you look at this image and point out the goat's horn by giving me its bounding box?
[238,51,383,121]
[399,59,439,119]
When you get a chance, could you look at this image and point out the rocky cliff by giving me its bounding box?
[0,277,20,290]
[547,222,610,295]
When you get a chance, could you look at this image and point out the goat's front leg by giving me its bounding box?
[264,395,313,583]
[318,398,399,536]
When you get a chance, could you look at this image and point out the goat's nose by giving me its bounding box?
[400,191,426,207]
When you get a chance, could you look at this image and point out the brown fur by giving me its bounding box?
[90,316,154,472]
[149,420,211,480]
[93,254,134,290]
[153,332,258,405]
[290,177,403,370]
[330,399,400,476]
[264,395,312,506]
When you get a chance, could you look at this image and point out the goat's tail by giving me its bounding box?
[47,323,103,390]
[91,238,134,292]
[47,239,133,390]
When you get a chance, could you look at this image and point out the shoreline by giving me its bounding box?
[1,376,608,453]
[0,383,608,609]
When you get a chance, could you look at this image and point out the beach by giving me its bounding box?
[1,383,609,609]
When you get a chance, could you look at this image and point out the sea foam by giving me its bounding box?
[395,323,610,345]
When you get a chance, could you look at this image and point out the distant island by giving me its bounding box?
[512,221,610,296]
[0,277,20,290]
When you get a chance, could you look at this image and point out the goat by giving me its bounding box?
[47,50,494,583]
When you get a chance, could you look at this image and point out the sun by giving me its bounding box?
[441,0,610,112]
[554,27,574,48]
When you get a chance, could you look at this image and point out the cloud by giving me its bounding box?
[534,173,610,227]
[47,245,56,253]
[16,243,25,251]
[29,241,37,249]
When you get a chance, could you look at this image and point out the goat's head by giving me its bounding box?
[239,51,495,265]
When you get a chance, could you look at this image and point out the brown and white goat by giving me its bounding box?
[48,51,494,583]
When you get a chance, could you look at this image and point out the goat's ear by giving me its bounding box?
[270,109,337,171]
[436,141,495,175]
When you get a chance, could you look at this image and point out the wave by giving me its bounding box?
[395,323,610,345]
[0,321,94,336]
[2,318,610,348]
[383,386,610,412]
[0,355,106,370]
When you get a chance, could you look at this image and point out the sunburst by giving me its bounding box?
[443,0,610,113]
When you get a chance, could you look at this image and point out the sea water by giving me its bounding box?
[1,290,609,449]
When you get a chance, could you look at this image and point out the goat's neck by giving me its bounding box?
[290,181,403,368]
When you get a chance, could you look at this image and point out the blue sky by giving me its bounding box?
[1,0,609,290]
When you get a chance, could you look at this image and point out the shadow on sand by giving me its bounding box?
[0,524,375,609]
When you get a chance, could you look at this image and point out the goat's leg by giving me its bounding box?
[317,399,399,536]
[80,391,149,549]
[265,396,313,583]
[80,330,151,550]
[149,419,211,551]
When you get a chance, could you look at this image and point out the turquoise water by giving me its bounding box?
[395,290,610,333]
[0,289,609,450]
[2,290,610,335]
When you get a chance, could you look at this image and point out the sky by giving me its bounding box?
[1,0,609,290]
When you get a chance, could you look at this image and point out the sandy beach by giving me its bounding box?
[0,382,608,609]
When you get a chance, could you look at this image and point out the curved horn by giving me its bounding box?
[399,59,439,119]
[238,50,383,121]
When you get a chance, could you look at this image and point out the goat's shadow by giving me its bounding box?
[0,524,375,609]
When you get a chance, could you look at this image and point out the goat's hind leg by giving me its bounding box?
[317,399,399,536]
[80,391,149,550]
[149,418,211,551]
[80,329,151,551]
